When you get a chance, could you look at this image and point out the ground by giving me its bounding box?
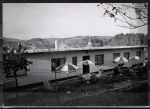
[3,75,148,106]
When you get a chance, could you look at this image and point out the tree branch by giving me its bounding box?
[98,3,147,29]
[116,23,147,29]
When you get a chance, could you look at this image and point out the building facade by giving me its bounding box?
[3,46,146,88]
[26,46,145,74]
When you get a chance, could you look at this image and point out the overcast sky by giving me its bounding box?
[3,3,147,40]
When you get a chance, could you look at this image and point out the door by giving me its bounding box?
[83,56,90,74]
[83,56,90,61]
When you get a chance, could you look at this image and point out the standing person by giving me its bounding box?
[113,66,119,75]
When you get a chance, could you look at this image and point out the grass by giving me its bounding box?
[3,91,147,106]
[60,92,147,106]
[3,75,148,106]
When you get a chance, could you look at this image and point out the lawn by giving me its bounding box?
[3,76,148,106]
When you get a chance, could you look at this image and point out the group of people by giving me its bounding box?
[112,62,147,79]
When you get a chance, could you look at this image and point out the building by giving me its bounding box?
[86,37,93,47]
[3,45,146,88]
[26,45,145,73]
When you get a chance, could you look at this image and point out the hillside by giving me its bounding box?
[3,34,148,50]
[3,36,109,49]
[108,33,148,46]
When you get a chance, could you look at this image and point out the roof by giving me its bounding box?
[27,45,147,53]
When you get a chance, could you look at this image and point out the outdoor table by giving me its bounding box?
[98,66,114,70]
[98,66,114,75]
[119,64,132,75]
[122,64,132,68]
[118,67,127,75]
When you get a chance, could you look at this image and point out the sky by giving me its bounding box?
[3,3,148,40]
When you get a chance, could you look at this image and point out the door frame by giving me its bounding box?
[82,55,90,74]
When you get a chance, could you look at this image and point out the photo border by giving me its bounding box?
[0,0,149,108]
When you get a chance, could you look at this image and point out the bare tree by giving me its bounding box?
[97,3,148,29]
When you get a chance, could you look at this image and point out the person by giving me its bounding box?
[113,66,119,75]
[90,73,97,83]
[78,74,82,81]
[98,69,103,75]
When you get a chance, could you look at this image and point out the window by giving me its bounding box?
[83,55,90,61]
[113,53,120,59]
[51,58,66,72]
[95,55,104,65]
[72,57,77,66]
[136,51,141,57]
[113,53,120,63]
[124,52,130,60]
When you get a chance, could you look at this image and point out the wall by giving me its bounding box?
[27,53,51,73]
[3,47,144,88]
[26,47,144,74]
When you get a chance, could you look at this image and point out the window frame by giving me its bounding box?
[95,54,104,65]
[124,52,130,60]
[136,51,141,57]
[113,53,120,63]
[51,58,66,72]
[72,56,77,66]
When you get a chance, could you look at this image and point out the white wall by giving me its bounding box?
[26,47,144,74]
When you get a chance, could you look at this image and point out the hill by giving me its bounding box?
[3,36,110,49]
[3,34,148,50]
[108,33,148,46]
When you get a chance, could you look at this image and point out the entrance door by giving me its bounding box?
[83,56,90,61]
[83,56,90,74]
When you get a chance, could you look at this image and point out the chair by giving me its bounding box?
[43,80,55,92]
[118,63,124,67]
[132,72,138,80]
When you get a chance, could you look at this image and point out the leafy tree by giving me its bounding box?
[108,33,147,46]
[3,43,33,89]
[91,38,103,47]
[137,33,145,45]
[97,3,147,29]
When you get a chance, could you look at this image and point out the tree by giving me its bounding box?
[3,43,33,89]
[97,3,148,29]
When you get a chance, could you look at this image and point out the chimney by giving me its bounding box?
[55,40,57,49]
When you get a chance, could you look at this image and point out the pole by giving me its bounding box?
[89,64,90,73]
[55,69,57,90]
[66,71,71,94]
[67,73,69,91]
